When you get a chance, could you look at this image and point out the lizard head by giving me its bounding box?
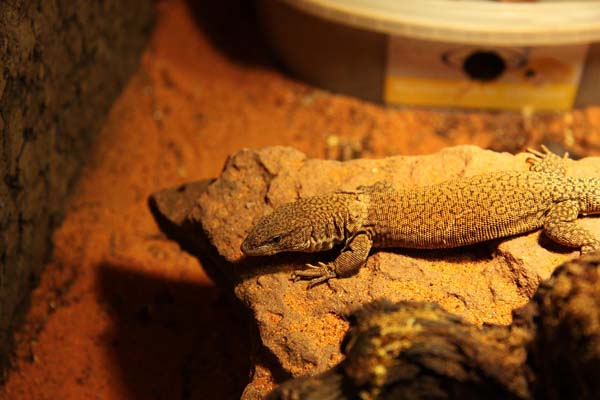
[241,201,316,256]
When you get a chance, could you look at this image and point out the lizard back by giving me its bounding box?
[365,171,584,249]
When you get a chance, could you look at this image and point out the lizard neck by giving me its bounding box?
[306,193,369,251]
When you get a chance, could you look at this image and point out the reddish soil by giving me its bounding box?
[2,0,600,399]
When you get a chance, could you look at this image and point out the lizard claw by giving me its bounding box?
[526,146,549,165]
[306,262,328,270]
[291,262,337,288]
[526,147,545,159]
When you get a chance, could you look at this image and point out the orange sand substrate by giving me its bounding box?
[3,1,600,399]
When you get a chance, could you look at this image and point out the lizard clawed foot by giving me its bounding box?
[526,144,569,161]
[291,262,337,288]
[526,145,569,174]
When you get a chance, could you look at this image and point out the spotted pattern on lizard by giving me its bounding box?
[241,147,600,287]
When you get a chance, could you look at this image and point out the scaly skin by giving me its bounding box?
[241,147,600,287]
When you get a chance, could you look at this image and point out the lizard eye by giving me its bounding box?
[271,235,282,244]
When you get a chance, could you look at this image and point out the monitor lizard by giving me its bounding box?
[241,147,600,287]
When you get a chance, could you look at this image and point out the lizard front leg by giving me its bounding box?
[292,232,373,288]
[543,200,600,254]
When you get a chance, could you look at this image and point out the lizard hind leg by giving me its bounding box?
[543,200,600,254]
[526,145,569,175]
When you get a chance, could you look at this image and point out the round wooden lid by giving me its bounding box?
[279,0,600,45]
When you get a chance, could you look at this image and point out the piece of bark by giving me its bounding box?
[519,254,600,400]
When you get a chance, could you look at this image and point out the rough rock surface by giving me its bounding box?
[0,0,153,378]
[154,145,600,396]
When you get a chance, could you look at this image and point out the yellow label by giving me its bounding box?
[385,37,588,111]
[385,76,579,111]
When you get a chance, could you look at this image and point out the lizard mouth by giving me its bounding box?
[241,239,276,256]
[240,239,256,255]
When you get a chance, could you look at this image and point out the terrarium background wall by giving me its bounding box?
[0,0,154,379]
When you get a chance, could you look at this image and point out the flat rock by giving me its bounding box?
[151,145,600,396]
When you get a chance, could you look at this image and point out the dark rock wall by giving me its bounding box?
[0,0,154,377]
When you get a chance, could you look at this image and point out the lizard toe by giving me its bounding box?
[291,263,337,287]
